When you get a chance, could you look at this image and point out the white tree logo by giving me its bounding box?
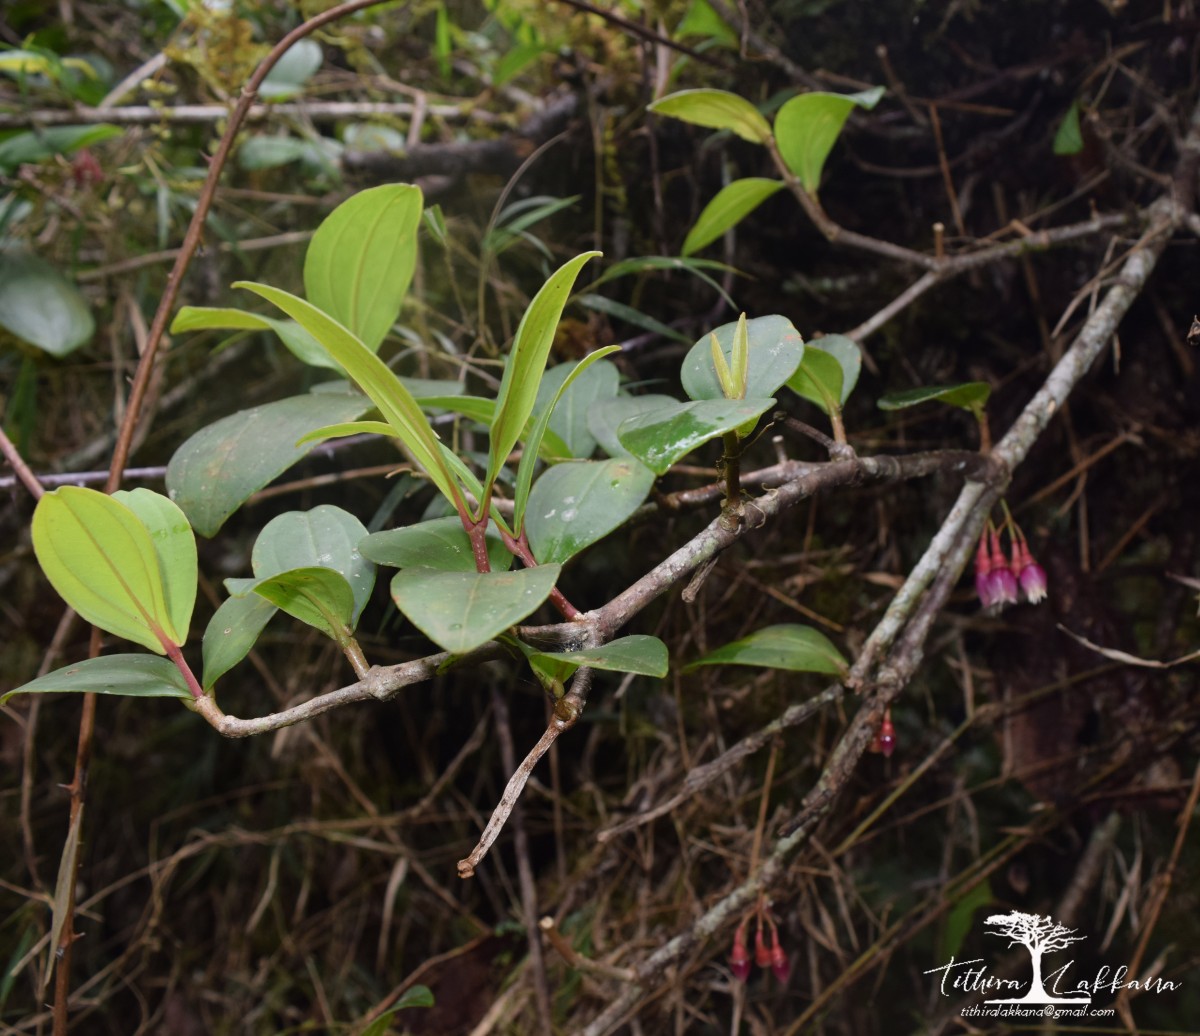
[984,912,1091,1004]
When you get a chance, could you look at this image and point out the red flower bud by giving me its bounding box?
[986,530,1018,607]
[730,919,751,981]
[754,925,772,968]
[877,715,896,757]
[770,942,790,983]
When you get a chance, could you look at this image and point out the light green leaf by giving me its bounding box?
[259,39,322,100]
[360,516,512,572]
[787,348,843,415]
[486,252,600,502]
[0,252,94,357]
[526,458,655,564]
[233,283,464,512]
[111,489,197,646]
[617,398,775,475]
[250,505,375,624]
[1053,101,1084,156]
[649,88,772,144]
[303,183,423,352]
[684,623,847,674]
[774,86,885,193]
[32,487,174,653]
[295,420,398,447]
[1,654,192,705]
[201,593,277,690]
[170,305,342,368]
[252,567,356,644]
[682,178,784,256]
[532,634,668,677]
[877,381,991,412]
[808,334,861,404]
[681,315,803,401]
[412,396,572,460]
[587,394,680,459]
[391,564,562,654]
[166,393,371,537]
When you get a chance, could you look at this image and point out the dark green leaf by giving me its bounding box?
[0,124,121,174]
[617,398,775,475]
[682,178,784,256]
[587,394,679,460]
[360,516,512,572]
[681,314,803,401]
[877,381,991,412]
[533,358,621,459]
[250,505,375,624]
[575,293,690,343]
[0,252,94,357]
[359,985,435,1036]
[526,458,655,564]
[1053,101,1084,156]
[259,39,322,99]
[684,623,847,675]
[166,394,370,537]
[391,565,562,654]
[201,594,277,690]
[940,879,993,962]
[1,654,191,704]
[532,635,669,678]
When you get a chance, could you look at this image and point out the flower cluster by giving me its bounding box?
[730,909,789,984]
[974,518,1047,611]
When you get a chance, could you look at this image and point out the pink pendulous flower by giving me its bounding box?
[986,530,1019,607]
[974,531,995,606]
[754,925,772,969]
[1010,536,1048,604]
[730,918,751,982]
[769,934,790,984]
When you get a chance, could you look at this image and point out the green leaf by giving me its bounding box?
[234,283,464,512]
[1053,100,1084,156]
[0,252,94,357]
[786,348,843,415]
[201,593,277,690]
[773,86,885,193]
[877,381,991,412]
[682,178,784,256]
[575,293,691,343]
[513,349,621,535]
[412,397,572,461]
[360,516,512,572]
[684,624,847,675]
[587,394,680,459]
[166,393,371,537]
[252,567,356,644]
[391,565,562,654]
[681,315,803,401]
[808,334,861,404]
[359,986,435,1036]
[303,183,423,352]
[676,0,738,45]
[111,489,197,646]
[259,39,322,100]
[0,124,122,174]
[617,398,775,475]
[940,879,993,962]
[533,358,621,459]
[295,420,398,447]
[526,458,655,564]
[486,251,600,502]
[170,306,343,368]
[32,487,176,653]
[532,634,669,678]
[1,654,191,705]
[649,88,772,144]
[250,505,375,624]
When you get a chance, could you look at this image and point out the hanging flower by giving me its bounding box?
[986,529,1019,607]
[1010,535,1048,604]
[729,918,751,982]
